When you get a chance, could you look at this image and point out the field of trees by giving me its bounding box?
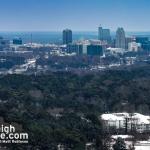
[1,66,150,149]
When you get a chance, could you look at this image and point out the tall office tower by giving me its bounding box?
[115,27,126,49]
[63,29,72,45]
[98,26,111,43]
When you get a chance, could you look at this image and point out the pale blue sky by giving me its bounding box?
[0,0,150,31]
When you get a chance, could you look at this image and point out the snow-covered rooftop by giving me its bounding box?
[101,114,124,121]
[132,113,150,124]
[111,135,133,140]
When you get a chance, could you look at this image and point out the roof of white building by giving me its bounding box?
[111,135,133,140]
[101,114,124,121]
[132,113,150,124]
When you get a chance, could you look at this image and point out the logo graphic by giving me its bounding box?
[0,125,28,144]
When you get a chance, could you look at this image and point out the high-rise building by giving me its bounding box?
[98,26,111,43]
[63,29,72,45]
[115,28,126,49]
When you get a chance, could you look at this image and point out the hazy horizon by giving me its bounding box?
[0,31,150,33]
[0,31,149,44]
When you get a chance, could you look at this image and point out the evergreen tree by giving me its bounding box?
[113,138,127,150]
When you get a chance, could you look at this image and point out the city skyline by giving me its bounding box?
[0,0,150,32]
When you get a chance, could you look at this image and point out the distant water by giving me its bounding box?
[0,31,150,44]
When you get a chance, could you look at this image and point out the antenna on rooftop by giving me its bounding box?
[31,33,33,46]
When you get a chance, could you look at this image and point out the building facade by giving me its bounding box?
[0,37,10,51]
[87,45,103,56]
[101,113,150,133]
[98,26,111,43]
[13,37,23,45]
[63,29,72,45]
[136,37,150,51]
[115,28,126,49]
[128,42,141,52]
[67,44,83,55]
[125,37,133,50]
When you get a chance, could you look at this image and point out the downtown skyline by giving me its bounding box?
[0,0,150,32]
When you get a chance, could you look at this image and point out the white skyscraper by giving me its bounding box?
[115,28,126,49]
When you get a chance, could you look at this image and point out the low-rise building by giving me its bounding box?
[13,37,23,45]
[0,37,10,51]
[87,45,103,56]
[128,42,141,52]
[67,40,105,56]
[106,47,125,55]
[101,113,150,133]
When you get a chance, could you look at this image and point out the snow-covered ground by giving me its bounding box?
[111,135,133,140]
[134,141,150,150]
[135,146,150,150]
[110,135,150,150]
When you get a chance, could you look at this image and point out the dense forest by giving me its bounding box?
[0,66,150,149]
